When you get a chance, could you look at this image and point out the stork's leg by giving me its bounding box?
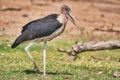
[24,41,40,74]
[43,40,47,76]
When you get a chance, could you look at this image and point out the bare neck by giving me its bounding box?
[57,14,68,24]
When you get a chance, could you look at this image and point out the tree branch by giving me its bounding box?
[58,41,120,61]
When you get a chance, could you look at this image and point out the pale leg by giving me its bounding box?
[24,41,40,73]
[43,40,47,76]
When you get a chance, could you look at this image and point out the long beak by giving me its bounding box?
[68,12,80,29]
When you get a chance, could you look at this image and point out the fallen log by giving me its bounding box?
[58,41,120,61]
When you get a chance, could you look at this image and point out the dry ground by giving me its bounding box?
[0,0,120,40]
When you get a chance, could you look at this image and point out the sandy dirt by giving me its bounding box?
[0,0,120,39]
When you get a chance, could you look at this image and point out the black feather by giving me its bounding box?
[11,14,62,48]
[11,35,23,48]
[22,14,58,33]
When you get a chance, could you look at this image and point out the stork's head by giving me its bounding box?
[61,5,71,15]
[60,5,79,29]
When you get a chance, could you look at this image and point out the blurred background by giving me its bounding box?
[0,0,120,42]
[0,0,120,79]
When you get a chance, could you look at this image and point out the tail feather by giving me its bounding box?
[11,31,34,48]
[11,35,22,48]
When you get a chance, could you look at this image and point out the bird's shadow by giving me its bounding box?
[22,69,72,75]
[22,69,38,74]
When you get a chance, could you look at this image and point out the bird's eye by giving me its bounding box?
[64,7,67,11]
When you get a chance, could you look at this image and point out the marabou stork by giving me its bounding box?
[11,5,79,76]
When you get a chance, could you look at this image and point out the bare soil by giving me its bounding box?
[0,0,120,39]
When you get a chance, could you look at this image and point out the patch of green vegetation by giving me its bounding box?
[0,35,120,80]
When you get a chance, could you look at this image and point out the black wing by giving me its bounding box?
[21,19,62,40]
[22,14,58,32]
[11,18,62,48]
